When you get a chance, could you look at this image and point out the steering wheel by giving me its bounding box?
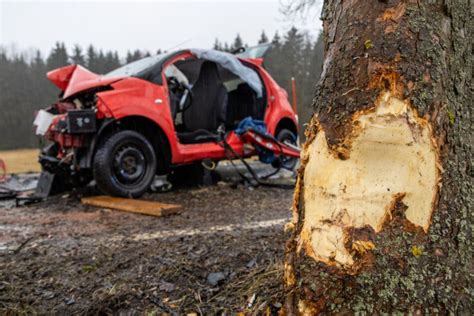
[167,77,180,91]
[179,83,193,112]
[167,76,193,112]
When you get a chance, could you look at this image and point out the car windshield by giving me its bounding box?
[236,43,271,59]
[104,53,167,77]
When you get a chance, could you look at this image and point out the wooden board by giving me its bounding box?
[81,196,181,217]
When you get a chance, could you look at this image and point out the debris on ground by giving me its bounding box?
[150,176,173,192]
[0,173,39,202]
[207,272,226,286]
[0,173,38,193]
[81,195,182,217]
[0,165,293,314]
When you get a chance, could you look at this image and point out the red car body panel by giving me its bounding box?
[47,64,123,99]
[98,77,250,164]
[97,78,181,162]
[47,65,79,91]
[45,50,298,168]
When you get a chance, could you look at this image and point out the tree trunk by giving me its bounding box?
[284,0,472,314]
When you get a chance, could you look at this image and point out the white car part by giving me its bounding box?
[33,110,55,136]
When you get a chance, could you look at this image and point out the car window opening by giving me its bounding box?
[165,58,267,144]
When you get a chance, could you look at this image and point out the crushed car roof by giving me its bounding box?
[49,48,264,99]
[190,49,263,97]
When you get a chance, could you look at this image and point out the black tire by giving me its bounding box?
[93,130,157,198]
[272,129,298,170]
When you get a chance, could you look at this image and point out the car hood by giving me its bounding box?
[47,65,124,99]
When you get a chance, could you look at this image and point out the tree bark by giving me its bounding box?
[284,0,472,314]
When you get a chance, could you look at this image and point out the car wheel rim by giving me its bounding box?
[112,144,146,185]
[279,134,297,169]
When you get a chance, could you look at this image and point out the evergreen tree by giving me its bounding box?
[46,42,68,70]
[29,50,56,145]
[231,34,244,51]
[126,50,134,64]
[114,52,120,64]
[86,45,100,72]
[126,49,143,63]
[97,49,106,74]
[263,29,324,139]
[258,31,269,44]
[3,55,37,148]
[223,42,230,52]
[133,49,142,60]
[0,49,14,146]
[310,32,324,82]
[271,31,281,45]
[31,50,45,73]
[70,44,86,65]
[213,38,223,51]
[282,27,305,78]
[265,31,284,91]
[30,50,49,99]
[103,51,121,73]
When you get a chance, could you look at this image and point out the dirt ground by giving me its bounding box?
[0,169,293,314]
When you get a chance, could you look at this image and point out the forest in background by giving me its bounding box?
[0,28,323,150]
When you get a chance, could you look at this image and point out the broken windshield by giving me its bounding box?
[104,54,167,77]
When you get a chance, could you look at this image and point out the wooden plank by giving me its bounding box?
[81,195,181,217]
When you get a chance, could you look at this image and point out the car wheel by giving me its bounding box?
[93,130,157,198]
[272,129,298,170]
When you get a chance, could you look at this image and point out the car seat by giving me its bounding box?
[179,62,228,144]
[226,83,257,128]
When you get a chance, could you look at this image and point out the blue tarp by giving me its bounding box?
[234,117,268,136]
[234,117,275,164]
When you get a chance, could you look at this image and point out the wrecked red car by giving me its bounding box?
[35,46,299,197]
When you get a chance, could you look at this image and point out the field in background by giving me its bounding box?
[0,149,41,174]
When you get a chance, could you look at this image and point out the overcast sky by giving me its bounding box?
[0,0,323,59]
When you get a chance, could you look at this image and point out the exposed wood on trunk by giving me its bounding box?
[285,0,472,313]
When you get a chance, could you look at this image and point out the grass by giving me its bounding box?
[0,148,41,174]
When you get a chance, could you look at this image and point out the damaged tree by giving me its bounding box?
[285,0,471,314]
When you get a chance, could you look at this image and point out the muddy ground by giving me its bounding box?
[0,165,294,314]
